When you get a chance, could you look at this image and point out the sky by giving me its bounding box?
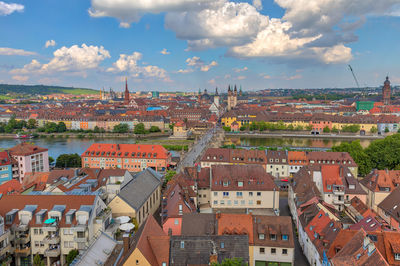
[0,0,400,92]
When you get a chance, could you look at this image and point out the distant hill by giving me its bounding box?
[0,84,98,95]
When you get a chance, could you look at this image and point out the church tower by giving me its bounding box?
[383,76,391,105]
[227,85,237,111]
[214,87,220,107]
[124,77,130,105]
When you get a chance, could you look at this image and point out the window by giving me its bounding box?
[236,192,243,197]
[282,234,288,241]
[214,192,218,196]
[174,219,179,225]
[234,200,238,205]
[220,242,224,248]
[260,248,265,254]
[220,200,225,205]
[249,192,253,196]
[259,234,265,240]
[35,241,39,247]
[223,192,229,197]
[227,200,231,205]
[238,181,243,187]
[282,249,288,255]
[257,192,261,196]
[270,234,276,240]
[249,200,253,205]
[213,200,218,205]
[180,241,185,249]
[257,200,261,205]
[395,253,400,261]
[271,248,276,254]
[223,181,228,187]
[241,200,245,205]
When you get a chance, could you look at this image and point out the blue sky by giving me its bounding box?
[0,0,400,92]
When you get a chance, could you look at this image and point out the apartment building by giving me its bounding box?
[0,194,109,266]
[377,187,400,231]
[360,169,400,211]
[82,143,171,172]
[108,168,162,226]
[266,150,289,178]
[200,148,267,169]
[0,151,14,185]
[0,215,11,264]
[210,165,279,212]
[8,143,49,182]
[287,151,307,176]
[305,151,358,177]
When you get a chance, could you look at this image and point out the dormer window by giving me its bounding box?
[259,234,265,240]
[238,181,243,187]
[270,234,276,240]
[395,253,400,261]
[223,181,228,187]
[282,234,288,241]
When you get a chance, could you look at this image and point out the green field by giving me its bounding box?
[0,84,97,96]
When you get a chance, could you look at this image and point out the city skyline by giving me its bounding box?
[0,0,400,91]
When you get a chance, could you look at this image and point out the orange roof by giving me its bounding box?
[22,172,50,191]
[321,165,343,193]
[9,142,48,156]
[288,151,307,165]
[82,143,170,159]
[217,213,254,244]
[0,179,22,195]
[305,209,332,241]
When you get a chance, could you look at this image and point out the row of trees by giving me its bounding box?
[234,121,313,132]
[332,134,400,176]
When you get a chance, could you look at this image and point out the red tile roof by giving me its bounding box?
[82,143,169,159]
[9,142,48,156]
[217,213,254,244]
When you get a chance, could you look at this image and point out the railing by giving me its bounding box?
[44,246,60,257]
[333,198,345,205]
[15,247,30,256]
[74,236,87,243]
[15,234,30,245]
[43,235,60,245]
[332,190,345,195]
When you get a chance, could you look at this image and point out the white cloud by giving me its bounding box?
[0,47,36,56]
[89,0,223,26]
[12,75,28,82]
[160,48,170,55]
[178,56,217,73]
[0,1,23,16]
[262,74,271,79]
[11,44,110,76]
[237,75,246,80]
[252,0,262,10]
[224,74,231,79]
[234,66,248,73]
[107,52,169,80]
[166,1,269,50]
[45,40,56,48]
[208,79,216,85]
[286,74,302,80]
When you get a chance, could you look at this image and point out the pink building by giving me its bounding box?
[8,143,49,183]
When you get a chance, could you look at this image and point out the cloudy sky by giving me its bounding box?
[0,0,400,91]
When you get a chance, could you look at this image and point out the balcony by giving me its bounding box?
[95,208,112,224]
[42,223,59,232]
[73,236,87,243]
[43,234,60,245]
[333,198,345,205]
[15,224,29,232]
[44,246,60,257]
[332,189,345,196]
[15,247,30,256]
[15,234,30,245]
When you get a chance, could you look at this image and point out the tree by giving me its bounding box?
[331,126,339,133]
[66,249,79,265]
[149,126,161,133]
[27,118,37,129]
[164,170,176,184]
[323,126,331,133]
[385,127,390,133]
[44,122,58,133]
[33,254,44,266]
[56,153,81,168]
[134,123,146,134]
[49,156,54,164]
[370,126,378,134]
[211,258,246,266]
[305,124,313,131]
[113,123,129,133]
[57,122,67,133]
[332,140,372,176]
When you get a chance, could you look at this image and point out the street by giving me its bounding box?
[176,127,217,173]
[279,196,310,266]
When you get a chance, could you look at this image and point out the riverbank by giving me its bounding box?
[226,132,385,139]
[0,132,171,139]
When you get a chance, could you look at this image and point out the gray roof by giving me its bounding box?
[181,213,216,236]
[118,168,162,211]
[170,235,249,266]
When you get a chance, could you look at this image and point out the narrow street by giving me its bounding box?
[279,197,309,266]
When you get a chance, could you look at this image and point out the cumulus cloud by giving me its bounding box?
[0,47,36,56]
[237,75,246,80]
[0,1,23,16]
[208,79,216,85]
[166,1,269,50]
[89,0,223,27]
[107,52,169,80]
[45,40,56,48]
[11,44,110,76]
[12,75,28,82]
[178,56,218,73]
[160,48,170,55]
[252,0,262,10]
[286,74,302,80]
[234,67,248,73]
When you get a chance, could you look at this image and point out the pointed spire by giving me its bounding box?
[228,85,231,92]
[234,84,237,92]
[125,77,128,91]
[215,87,218,95]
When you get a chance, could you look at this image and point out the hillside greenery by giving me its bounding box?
[0,84,97,96]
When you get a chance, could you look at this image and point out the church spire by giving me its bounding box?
[124,77,130,104]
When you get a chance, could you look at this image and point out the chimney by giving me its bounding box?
[339,166,343,177]
[216,211,221,219]
[123,233,131,255]
[168,228,172,236]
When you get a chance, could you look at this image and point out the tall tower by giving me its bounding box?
[383,76,391,105]
[214,87,220,107]
[124,77,130,105]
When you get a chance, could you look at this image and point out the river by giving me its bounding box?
[224,136,373,149]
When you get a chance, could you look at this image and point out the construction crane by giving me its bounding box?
[348,65,366,98]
